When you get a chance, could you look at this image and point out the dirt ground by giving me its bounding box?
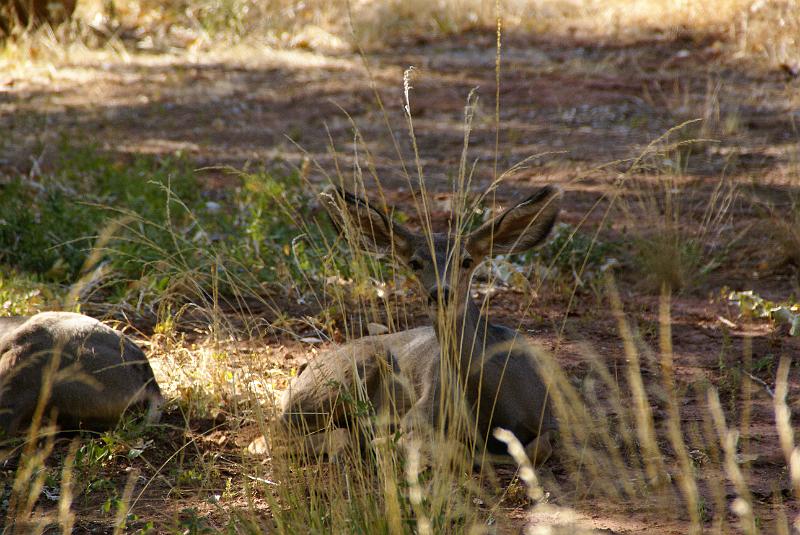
[2,28,800,533]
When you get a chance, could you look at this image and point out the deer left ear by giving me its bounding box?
[322,188,414,259]
[466,186,562,259]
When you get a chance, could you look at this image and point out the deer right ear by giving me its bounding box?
[466,185,562,259]
[322,188,413,258]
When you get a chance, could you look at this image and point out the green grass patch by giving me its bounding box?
[0,142,200,282]
[0,142,330,311]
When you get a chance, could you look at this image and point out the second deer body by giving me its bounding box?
[0,312,163,438]
[281,186,562,466]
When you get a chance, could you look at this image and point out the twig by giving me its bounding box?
[744,371,774,399]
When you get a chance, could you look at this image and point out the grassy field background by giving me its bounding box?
[1,1,800,533]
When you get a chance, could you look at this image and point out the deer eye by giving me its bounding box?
[461,257,474,269]
[408,259,423,271]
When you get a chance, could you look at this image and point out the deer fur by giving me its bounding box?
[0,311,163,437]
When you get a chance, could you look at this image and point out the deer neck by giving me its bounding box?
[434,296,491,381]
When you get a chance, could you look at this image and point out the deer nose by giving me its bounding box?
[428,287,451,305]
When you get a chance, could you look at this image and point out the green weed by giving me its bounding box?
[0,143,333,313]
[533,222,613,291]
[0,142,199,280]
[729,290,800,336]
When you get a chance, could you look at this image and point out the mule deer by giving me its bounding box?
[280,186,561,466]
[0,312,163,437]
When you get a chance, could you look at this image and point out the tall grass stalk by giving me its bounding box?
[659,288,702,534]
[708,388,757,534]
[607,274,666,486]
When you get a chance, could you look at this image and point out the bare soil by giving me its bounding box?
[1,29,799,533]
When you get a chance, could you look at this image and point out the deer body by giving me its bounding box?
[0,312,163,436]
[281,186,561,465]
[282,327,438,435]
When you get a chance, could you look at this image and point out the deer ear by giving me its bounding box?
[322,188,413,258]
[466,186,562,258]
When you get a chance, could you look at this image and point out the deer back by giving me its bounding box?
[0,312,162,435]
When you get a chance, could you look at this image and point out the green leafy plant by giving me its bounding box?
[729,290,800,336]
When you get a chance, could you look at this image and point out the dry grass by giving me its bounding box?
[1,0,799,67]
[614,123,738,292]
